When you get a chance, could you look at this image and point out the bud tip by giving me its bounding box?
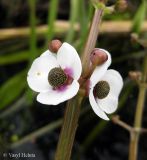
[90,48,108,66]
[48,40,62,53]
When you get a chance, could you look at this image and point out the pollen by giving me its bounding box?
[94,81,110,99]
[48,67,67,88]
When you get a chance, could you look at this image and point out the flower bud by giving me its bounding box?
[48,40,62,53]
[115,0,128,12]
[129,71,142,81]
[90,48,108,66]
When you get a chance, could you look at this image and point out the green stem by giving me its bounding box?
[55,95,83,160]
[128,54,147,160]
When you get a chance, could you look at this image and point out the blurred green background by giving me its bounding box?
[0,0,147,159]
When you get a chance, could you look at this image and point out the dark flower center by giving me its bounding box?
[48,67,67,88]
[94,81,110,99]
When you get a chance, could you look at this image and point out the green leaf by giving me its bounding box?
[77,2,94,52]
[132,0,147,34]
[0,48,44,66]
[65,0,80,43]
[46,0,59,43]
[28,0,37,63]
[0,51,28,65]
[0,71,26,109]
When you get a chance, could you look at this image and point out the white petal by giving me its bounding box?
[96,96,118,114]
[27,75,51,92]
[89,88,109,120]
[100,69,123,97]
[40,50,56,57]
[90,49,111,88]
[57,42,82,80]
[27,55,59,92]
[37,80,79,105]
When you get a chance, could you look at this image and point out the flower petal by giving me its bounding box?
[89,88,109,120]
[90,49,111,88]
[100,69,123,97]
[27,75,51,93]
[27,55,59,92]
[40,50,56,57]
[96,96,118,114]
[37,80,79,105]
[57,42,82,80]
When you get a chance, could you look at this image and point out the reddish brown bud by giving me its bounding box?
[129,71,142,81]
[90,48,108,66]
[48,40,62,53]
[115,0,128,12]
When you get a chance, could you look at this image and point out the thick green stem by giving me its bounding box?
[55,95,82,160]
[129,54,147,160]
[55,7,104,160]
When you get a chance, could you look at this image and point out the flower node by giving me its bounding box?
[48,67,67,88]
[94,81,110,99]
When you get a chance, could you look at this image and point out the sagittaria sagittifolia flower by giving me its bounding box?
[27,42,82,105]
[89,49,123,120]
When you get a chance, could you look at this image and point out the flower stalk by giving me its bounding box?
[55,95,83,160]
[54,5,105,160]
[129,53,147,160]
[82,9,103,75]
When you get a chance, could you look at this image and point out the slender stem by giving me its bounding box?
[129,54,147,160]
[129,132,139,160]
[81,9,103,74]
[112,116,132,132]
[142,53,147,82]
[55,7,105,160]
[10,119,62,149]
[134,85,146,128]
[55,95,83,160]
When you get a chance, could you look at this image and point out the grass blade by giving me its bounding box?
[132,0,147,33]
[0,71,26,110]
[46,0,59,43]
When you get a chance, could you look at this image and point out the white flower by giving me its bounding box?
[89,49,123,120]
[27,42,82,105]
